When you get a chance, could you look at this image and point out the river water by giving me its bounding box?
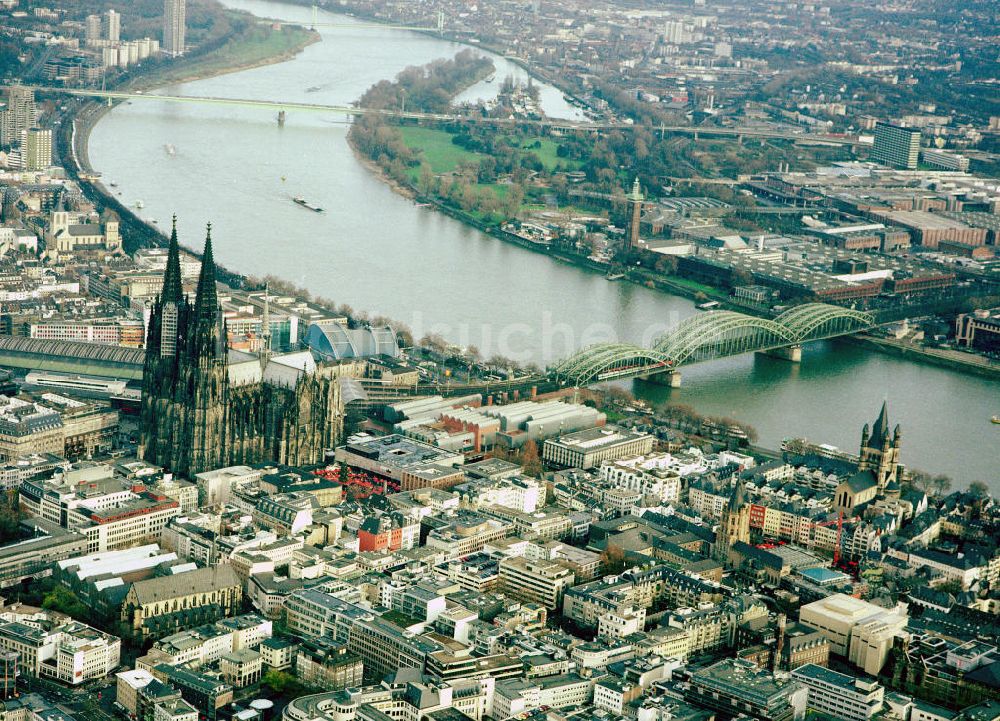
[88,0,998,489]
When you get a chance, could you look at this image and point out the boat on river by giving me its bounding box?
[992,415,1000,425]
[293,196,324,213]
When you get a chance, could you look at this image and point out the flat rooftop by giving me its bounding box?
[881,211,975,230]
[792,663,880,692]
[546,425,648,451]
[798,567,851,585]
[343,434,459,468]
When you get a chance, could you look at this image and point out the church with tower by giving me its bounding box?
[834,402,904,515]
[138,220,346,478]
[858,401,903,492]
[715,480,751,564]
[715,402,907,567]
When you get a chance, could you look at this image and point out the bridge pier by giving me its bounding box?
[758,344,802,363]
[646,369,682,387]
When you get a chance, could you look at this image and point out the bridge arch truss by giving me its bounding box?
[653,311,797,366]
[552,343,674,386]
[553,303,875,386]
[774,303,875,342]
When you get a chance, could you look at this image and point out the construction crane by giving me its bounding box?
[809,512,854,565]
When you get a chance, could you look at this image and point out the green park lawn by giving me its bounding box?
[519,137,577,171]
[400,127,576,175]
[399,127,483,174]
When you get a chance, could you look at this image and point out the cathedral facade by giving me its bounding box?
[138,222,345,477]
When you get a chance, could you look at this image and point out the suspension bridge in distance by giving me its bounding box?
[552,303,877,387]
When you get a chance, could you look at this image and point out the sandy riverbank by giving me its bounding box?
[348,143,417,201]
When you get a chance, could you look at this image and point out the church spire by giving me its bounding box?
[194,223,219,321]
[868,401,889,449]
[728,480,747,513]
[162,215,184,303]
[190,223,225,362]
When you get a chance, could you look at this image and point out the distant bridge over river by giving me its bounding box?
[23,86,864,145]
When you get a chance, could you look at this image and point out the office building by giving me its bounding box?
[219,649,261,688]
[106,9,121,42]
[0,522,87,587]
[0,85,37,147]
[0,617,120,685]
[154,698,198,721]
[284,588,372,642]
[499,556,575,610]
[136,678,184,721]
[921,149,969,172]
[453,474,544,514]
[163,0,186,56]
[117,668,156,714]
[686,659,808,721]
[791,664,884,721]
[543,425,653,470]
[295,638,364,690]
[798,594,908,675]
[346,617,432,682]
[85,15,102,42]
[425,513,511,558]
[872,123,921,169]
[152,665,233,721]
[493,675,592,719]
[23,128,51,171]
[335,434,464,485]
[71,494,181,554]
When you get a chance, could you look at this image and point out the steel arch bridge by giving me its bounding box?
[552,343,676,384]
[773,303,874,340]
[553,303,875,385]
[652,311,797,367]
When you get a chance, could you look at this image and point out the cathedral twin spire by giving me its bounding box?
[193,223,219,322]
[162,215,184,304]
[162,216,217,309]
[158,217,224,362]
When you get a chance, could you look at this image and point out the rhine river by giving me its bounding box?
[88,0,998,489]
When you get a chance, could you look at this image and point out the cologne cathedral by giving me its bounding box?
[138,221,345,477]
